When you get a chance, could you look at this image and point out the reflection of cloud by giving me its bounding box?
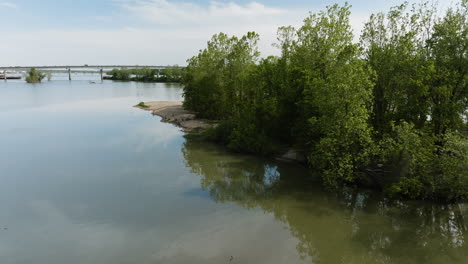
[129,119,182,151]
[0,199,310,264]
[152,209,310,264]
[39,98,133,112]
[0,97,133,115]
[0,200,128,264]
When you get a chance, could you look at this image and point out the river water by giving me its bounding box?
[0,78,467,264]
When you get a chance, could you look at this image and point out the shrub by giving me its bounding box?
[135,102,149,108]
[25,68,46,83]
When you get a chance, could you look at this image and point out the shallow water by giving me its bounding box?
[0,79,467,264]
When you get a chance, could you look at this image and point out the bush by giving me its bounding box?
[431,131,468,200]
[135,102,149,108]
[25,68,46,83]
[381,123,468,201]
[107,67,182,82]
[108,68,130,81]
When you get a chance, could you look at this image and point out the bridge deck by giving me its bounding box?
[0,65,175,71]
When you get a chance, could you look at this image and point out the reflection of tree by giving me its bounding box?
[358,202,468,263]
[182,138,468,264]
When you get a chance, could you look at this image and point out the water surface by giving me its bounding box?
[0,79,466,264]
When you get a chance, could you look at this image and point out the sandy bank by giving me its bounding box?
[135,101,306,163]
[135,101,215,131]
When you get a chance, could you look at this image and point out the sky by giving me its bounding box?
[0,0,461,66]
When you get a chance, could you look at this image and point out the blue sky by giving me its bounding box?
[0,0,461,66]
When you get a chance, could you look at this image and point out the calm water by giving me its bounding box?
[0,79,467,264]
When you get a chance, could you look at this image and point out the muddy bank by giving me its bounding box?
[135,101,215,132]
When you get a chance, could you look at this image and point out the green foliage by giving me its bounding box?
[360,1,436,135]
[380,122,435,198]
[160,65,183,82]
[107,66,183,82]
[108,68,131,81]
[135,102,149,108]
[183,32,260,120]
[182,1,468,201]
[431,131,468,200]
[381,123,468,200]
[360,1,468,200]
[25,68,46,83]
[291,4,375,185]
[427,1,468,137]
[133,68,157,82]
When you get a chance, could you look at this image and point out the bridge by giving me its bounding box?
[0,65,180,80]
[0,65,172,72]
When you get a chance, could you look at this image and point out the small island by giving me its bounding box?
[105,66,183,82]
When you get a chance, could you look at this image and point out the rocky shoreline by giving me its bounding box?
[135,101,306,163]
[135,101,216,132]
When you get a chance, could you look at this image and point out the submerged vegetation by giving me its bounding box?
[25,68,46,83]
[107,66,183,82]
[182,1,468,201]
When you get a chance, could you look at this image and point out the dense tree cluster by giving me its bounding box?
[107,66,183,82]
[182,1,468,201]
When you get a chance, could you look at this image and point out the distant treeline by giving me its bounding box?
[106,66,183,82]
[182,2,468,201]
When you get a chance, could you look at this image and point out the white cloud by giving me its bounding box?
[0,28,219,65]
[1,0,460,66]
[119,0,285,25]
[114,0,308,59]
[0,1,308,66]
[0,1,17,8]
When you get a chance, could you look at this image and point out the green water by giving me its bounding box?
[0,79,466,264]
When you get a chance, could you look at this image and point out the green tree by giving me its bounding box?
[181,1,467,201]
[25,68,46,83]
[183,32,260,120]
[108,68,130,81]
[162,65,183,82]
[361,1,468,200]
[360,2,435,136]
[427,0,468,138]
[291,3,375,185]
[133,67,157,82]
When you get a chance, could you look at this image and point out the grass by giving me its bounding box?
[135,102,149,108]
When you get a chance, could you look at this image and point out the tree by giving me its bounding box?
[427,0,468,138]
[291,3,375,185]
[25,68,46,83]
[180,1,468,201]
[361,1,468,200]
[183,32,260,120]
[107,68,130,81]
[162,65,183,82]
[360,2,436,136]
